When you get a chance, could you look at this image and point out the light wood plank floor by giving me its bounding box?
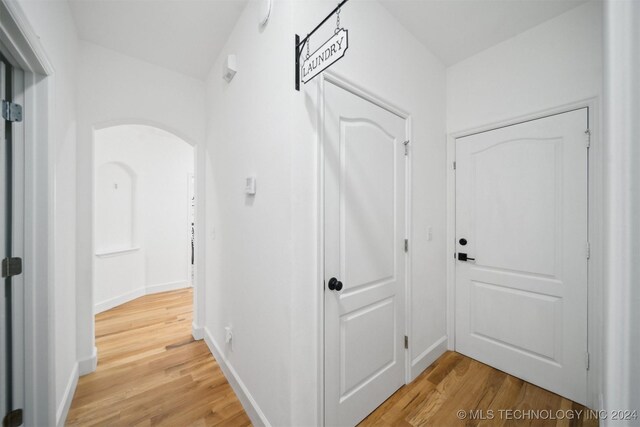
[360,351,597,427]
[66,288,251,427]
[67,289,595,427]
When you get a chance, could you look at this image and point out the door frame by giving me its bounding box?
[1,54,27,425]
[317,71,413,426]
[446,98,603,410]
[0,1,56,425]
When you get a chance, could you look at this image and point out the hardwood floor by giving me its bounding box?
[67,289,595,426]
[360,351,597,427]
[66,288,251,427]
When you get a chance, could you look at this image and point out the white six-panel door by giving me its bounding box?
[455,109,589,404]
[324,80,407,426]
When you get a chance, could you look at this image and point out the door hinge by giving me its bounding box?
[586,242,591,260]
[404,335,409,349]
[584,351,590,370]
[453,161,456,170]
[2,257,22,278]
[403,140,410,156]
[584,129,591,148]
[2,100,23,123]
[404,239,409,253]
[3,408,23,427]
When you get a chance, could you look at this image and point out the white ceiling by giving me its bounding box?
[379,0,588,66]
[68,0,589,80]
[68,0,248,80]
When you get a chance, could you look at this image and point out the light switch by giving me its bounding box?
[245,176,256,195]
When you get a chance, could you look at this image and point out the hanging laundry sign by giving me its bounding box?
[294,0,350,90]
[301,29,349,84]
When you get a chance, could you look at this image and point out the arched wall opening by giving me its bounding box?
[92,124,195,313]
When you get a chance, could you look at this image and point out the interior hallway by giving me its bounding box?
[66,289,250,426]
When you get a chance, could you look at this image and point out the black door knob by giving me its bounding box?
[328,277,343,291]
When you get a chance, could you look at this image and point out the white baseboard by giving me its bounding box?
[95,287,146,314]
[203,327,271,427]
[78,346,98,375]
[192,322,204,340]
[94,281,191,314]
[56,362,79,427]
[410,335,448,380]
[146,280,190,294]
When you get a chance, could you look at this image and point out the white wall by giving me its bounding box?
[204,0,446,425]
[95,162,135,252]
[446,0,603,409]
[204,1,295,424]
[447,1,602,133]
[76,40,206,373]
[93,125,194,313]
[14,1,80,424]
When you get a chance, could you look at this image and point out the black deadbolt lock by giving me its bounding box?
[459,238,467,246]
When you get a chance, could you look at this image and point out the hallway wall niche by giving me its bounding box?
[94,124,195,313]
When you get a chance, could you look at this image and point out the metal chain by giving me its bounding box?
[304,3,342,59]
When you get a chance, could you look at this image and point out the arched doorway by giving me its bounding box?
[92,124,195,312]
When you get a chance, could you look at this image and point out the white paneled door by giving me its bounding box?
[455,109,589,404]
[324,80,407,426]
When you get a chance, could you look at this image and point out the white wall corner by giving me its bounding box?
[56,363,79,427]
[410,336,448,381]
[78,346,98,376]
[203,327,271,427]
[192,322,204,340]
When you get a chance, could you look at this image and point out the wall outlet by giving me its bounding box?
[225,325,233,344]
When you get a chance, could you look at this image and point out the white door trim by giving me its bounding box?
[446,98,603,410]
[317,71,413,426]
[0,1,55,425]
